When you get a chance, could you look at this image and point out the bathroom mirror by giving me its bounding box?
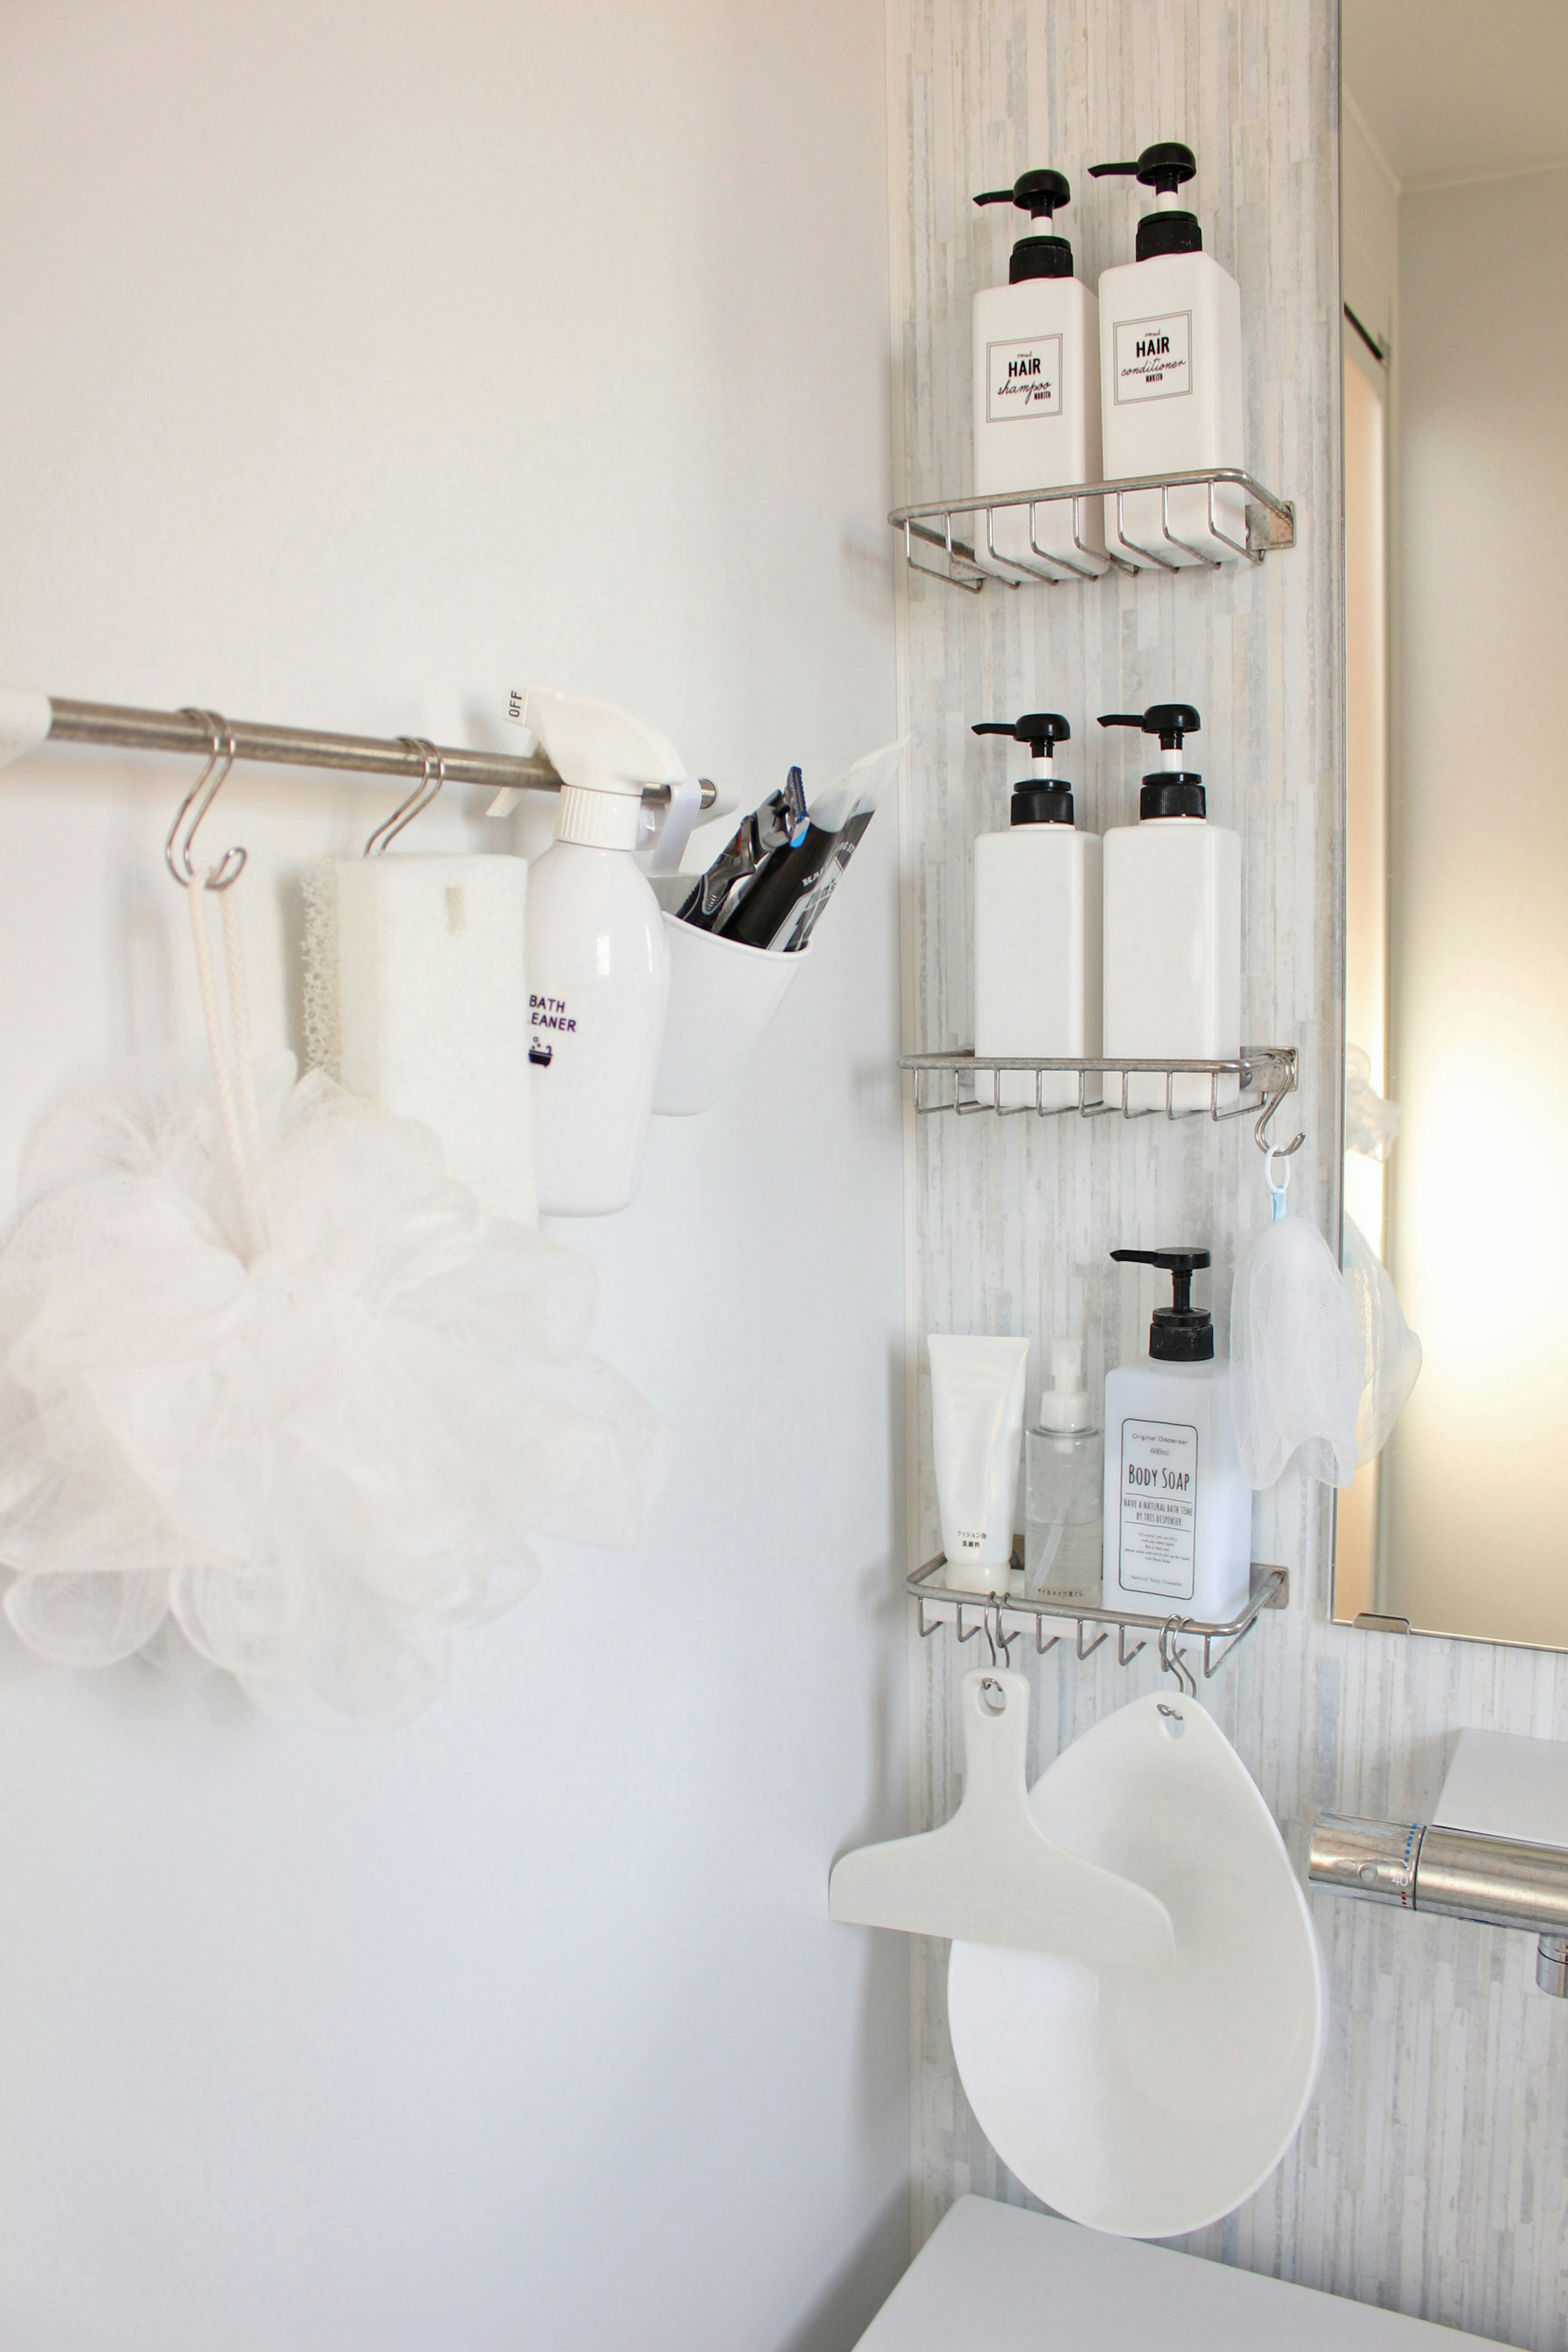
[1335,1,1568,1644]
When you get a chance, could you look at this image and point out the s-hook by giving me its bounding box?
[981,1601,1018,1670]
[1252,1074,1304,1163]
[364,737,446,855]
[1158,1619,1198,1698]
[165,708,245,890]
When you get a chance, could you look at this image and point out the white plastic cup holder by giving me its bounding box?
[651,913,810,1117]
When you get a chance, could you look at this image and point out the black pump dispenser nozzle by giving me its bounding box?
[974,168,1076,283]
[1088,142,1203,260]
[973,712,1074,826]
[1098,704,1205,820]
[1110,1246,1214,1362]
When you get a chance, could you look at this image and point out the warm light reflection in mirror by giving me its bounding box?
[1337,20,1568,1643]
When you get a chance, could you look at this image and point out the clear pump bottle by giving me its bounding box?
[1025,1340,1104,1601]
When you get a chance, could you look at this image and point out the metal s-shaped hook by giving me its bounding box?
[1252,1073,1305,1162]
[365,737,445,855]
[165,708,246,891]
[1158,1619,1198,1698]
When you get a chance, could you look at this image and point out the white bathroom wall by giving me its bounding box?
[888,2,1568,2347]
[0,6,908,2349]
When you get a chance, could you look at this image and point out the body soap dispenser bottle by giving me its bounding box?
[1098,703,1240,1111]
[1087,143,1245,565]
[1102,1247,1251,1620]
[971,170,1105,579]
[971,713,1102,1110]
[522,688,686,1216]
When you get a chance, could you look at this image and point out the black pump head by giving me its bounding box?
[1100,704,1205,818]
[973,714,1074,826]
[974,167,1071,221]
[974,169,1076,279]
[1110,1246,1214,1362]
[1099,703,1200,752]
[973,713,1071,757]
[1088,143,1196,194]
[1088,144,1202,256]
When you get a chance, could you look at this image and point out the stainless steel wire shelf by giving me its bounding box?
[889,466,1296,592]
[902,1047,1300,1153]
[908,1557,1289,1696]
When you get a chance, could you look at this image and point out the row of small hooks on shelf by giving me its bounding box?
[940,1596,1214,1699]
[908,1561,1290,1695]
[900,1049,1304,1158]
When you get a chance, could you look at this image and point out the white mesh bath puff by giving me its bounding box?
[1342,1212,1423,1464]
[1230,1165,1361,1492]
[0,1052,671,1718]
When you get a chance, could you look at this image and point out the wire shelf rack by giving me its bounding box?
[889,466,1296,593]
[902,1047,1299,1151]
[908,1557,1289,1696]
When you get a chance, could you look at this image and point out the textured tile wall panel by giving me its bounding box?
[886,2,1568,2344]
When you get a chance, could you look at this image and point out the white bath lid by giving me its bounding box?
[947,1692,1326,2238]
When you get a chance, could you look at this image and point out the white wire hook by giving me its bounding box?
[365,737,445,855]
[1265,1143,1293,1219]
[165,708,246,891]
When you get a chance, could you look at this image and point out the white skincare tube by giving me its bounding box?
[928,1334,1030,1593]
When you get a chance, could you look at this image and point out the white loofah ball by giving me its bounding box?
[0,1054,670,1719]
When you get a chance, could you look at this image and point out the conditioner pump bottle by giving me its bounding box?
[1097,703,1240,1112]
[970,713,1102,1109]
[1102,1247,1251,1621]
[971,170,1106,580]
[1087,143,1245,565]
[522,688,686,1216]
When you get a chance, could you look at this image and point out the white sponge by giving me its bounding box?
[302,853,537,1228]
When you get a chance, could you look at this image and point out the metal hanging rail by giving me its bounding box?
[41,697,718,811]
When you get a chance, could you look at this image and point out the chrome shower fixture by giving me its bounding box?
[1310,1814,1568,1997]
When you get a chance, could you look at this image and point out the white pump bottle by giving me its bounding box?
[1088,143,1245,566]
[971,168,1105,579]
[522,688,687,1217]
[970,713,1102,1109]
[1098,702,1240,1114]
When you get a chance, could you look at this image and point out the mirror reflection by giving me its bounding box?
[1337,2,1568,1643]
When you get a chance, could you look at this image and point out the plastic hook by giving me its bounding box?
[1265,1143,1293,1220]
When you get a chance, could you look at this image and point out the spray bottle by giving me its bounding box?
[522,688,688,1216]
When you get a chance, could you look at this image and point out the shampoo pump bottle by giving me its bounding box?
[522,688,686,1217]
[1087,142,1245,565]
[1098,703,1240,1112]
[970,713,1102,1110]
[971,169,1106,579]
[1102,1247,1251,1620]
[1025,1339,1104,1602]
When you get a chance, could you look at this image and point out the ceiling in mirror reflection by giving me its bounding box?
[1342,0,1568,188]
